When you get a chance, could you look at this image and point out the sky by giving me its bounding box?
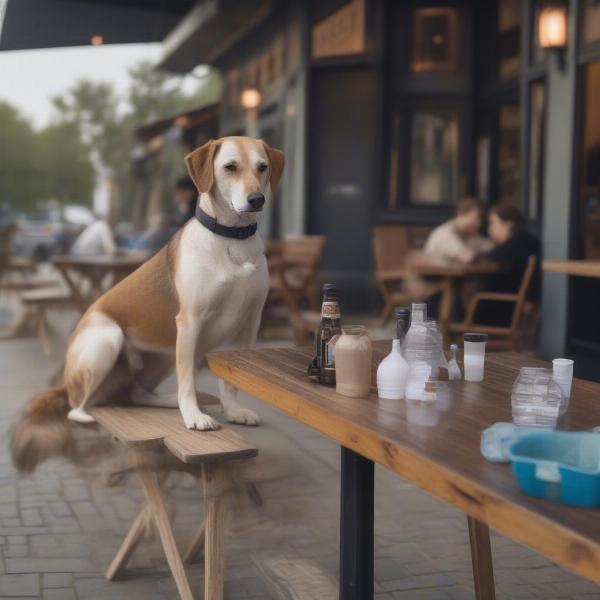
[0,43,166,129]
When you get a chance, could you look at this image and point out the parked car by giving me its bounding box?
[12,204,95,261]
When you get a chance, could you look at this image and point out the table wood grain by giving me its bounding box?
[208,342,600,585]
[543,260,600,279]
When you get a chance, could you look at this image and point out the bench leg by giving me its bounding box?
[106,504,149,580]
[184,517,206,563]
[203,465,226,600]
[138,469,193,600]
[467,516,496,600]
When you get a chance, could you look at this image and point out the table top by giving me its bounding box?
[543,259,600,278]
[407,253,500,277]
[52,252,150,269]
[208,342,600,584]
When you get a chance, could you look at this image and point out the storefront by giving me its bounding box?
[159,0,598,365]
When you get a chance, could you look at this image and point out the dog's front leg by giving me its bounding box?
[176,312,220,431]
[218,304,263,426]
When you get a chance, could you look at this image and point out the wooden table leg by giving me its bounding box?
[467,515,496,600]
[203,465,225,600]
[340,447,374,600]
[438,277,454,346]
[138,469,193,600]
[184,517,206,563]
[106,504,149,580]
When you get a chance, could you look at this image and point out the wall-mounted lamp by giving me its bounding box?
[538,3,568,71]
[240,88,262,110]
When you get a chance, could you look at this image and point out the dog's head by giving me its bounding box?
[185,136,284,215]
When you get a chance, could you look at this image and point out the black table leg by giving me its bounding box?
[340,446,374,600]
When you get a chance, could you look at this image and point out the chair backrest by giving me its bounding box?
[282,235,326,269]
[372,225,411,273]
[511,255,538,329]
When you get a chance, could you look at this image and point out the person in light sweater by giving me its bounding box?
[424,197,493,263]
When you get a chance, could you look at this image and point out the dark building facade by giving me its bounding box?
[160,0,600,370]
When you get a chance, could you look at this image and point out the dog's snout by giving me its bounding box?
[247,192,265,211]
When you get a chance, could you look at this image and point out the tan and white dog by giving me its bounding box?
[11,136,284,472]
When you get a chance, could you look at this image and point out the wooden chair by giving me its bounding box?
[90,405,257,600]
[373,225,415,324]
[265,235,326,344]
[448,255,539,351]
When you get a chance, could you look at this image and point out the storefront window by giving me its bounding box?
[410,110,459,205]
[579,61,600,259]
[498,104,521,204]
[581,0,600,46]
[498,0,521,79]
[528,82,545,220]
[411,7,458,72]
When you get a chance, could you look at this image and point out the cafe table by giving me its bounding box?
[208,342,600,600]
[52,252,150,311]
[406,253,500,341]
[543,259,600,279]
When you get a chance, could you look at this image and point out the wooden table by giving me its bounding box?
[208,342,600,600]
[407,254,499,340]
[543,259,600,278]
[52,253,149,310]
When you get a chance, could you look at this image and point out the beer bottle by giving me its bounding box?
[308,283,342,385]
[395,307,411,344]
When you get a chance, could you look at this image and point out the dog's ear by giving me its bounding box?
[261,141,285,191]
[185,139,220,193]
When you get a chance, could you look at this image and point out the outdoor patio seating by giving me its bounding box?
[373,225,423,324]
[265,234,326,343]
[449,255,539,351]
[90,404,258,600]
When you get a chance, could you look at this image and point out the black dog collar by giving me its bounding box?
[195,205,257,240]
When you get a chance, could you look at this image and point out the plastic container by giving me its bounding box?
[509,431,600,508]
[335,326,372,398]
[511,367,565,428]
[377,339,409,400]
[552,358,574,403]
[463,332,487,382]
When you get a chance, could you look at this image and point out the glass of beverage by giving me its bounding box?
[463,333,488,382]
[335,326,372,398]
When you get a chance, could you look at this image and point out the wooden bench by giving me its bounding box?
[90,405,258,600]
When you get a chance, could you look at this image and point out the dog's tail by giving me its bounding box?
[10,387,70,474]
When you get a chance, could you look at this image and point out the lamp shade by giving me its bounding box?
[240,88,262,110]
[538,5,567,49]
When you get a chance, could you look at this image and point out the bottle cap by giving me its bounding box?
[322,283,338,301]
[395,307,410,319]
[464,332,488,343]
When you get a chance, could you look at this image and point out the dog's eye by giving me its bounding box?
[257,163,268,173]
[224,163,237,172]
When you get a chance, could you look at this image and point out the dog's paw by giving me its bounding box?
[67,407,95,424]
[225,407,260,426]
[181,406,221,431]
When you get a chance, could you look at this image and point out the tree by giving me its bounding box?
[36,122,95,206]
[0,101,41,210]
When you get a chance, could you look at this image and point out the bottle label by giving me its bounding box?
[321,301,340,319]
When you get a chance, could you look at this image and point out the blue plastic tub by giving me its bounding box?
[509,431,600,508]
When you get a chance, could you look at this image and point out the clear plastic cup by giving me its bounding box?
[552,358,574,404]
[463,333,488,382]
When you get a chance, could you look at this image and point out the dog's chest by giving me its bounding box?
[176,234,268,330]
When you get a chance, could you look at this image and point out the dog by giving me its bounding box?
[11,136,284,473]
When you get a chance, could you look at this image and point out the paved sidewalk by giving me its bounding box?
[1,309,600,599]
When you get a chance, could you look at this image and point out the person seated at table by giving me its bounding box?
[127,212,172,252]
[424,197,493,264]
[70,214,117,256]
[475,202,541,326]
[171,176,198,229]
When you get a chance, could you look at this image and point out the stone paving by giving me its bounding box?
[1,305,600,599]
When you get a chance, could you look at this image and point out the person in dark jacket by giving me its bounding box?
[474,203,541,326]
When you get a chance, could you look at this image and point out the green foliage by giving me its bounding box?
[0,101,93,210]
[0,60,222,215]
